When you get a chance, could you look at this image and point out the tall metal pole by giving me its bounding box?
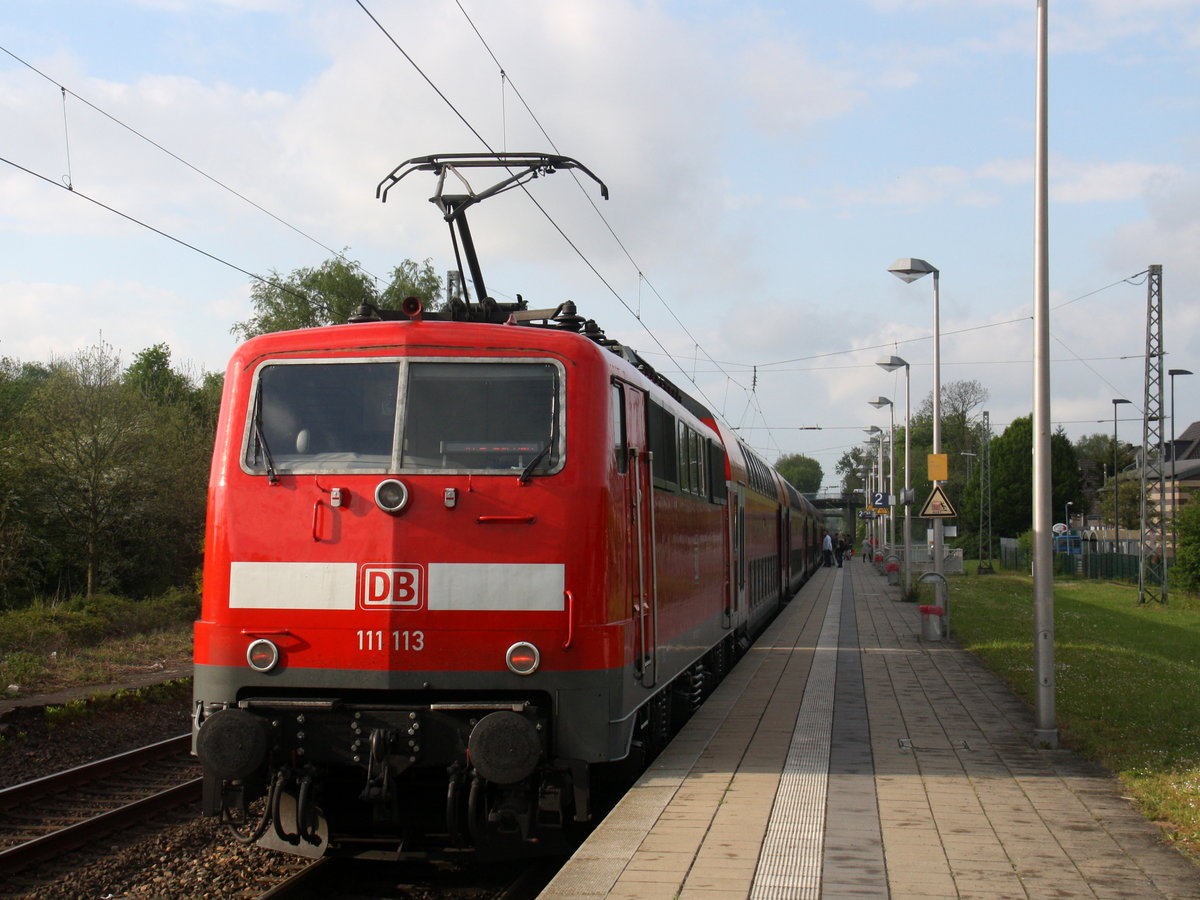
[1031,0,1057,748]
[903,364,911,591]
[931,270,944,603]
[888,260,942,602]
[888,406,896,551]
[877,358,913,592]
[1113,398,1130,546]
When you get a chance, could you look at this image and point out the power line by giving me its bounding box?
[0,42,381,283]
[0,153,328,315]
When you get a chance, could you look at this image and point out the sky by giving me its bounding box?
[2,0,1199,490]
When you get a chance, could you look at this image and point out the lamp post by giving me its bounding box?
[1064,501,1073,531]
[869,396,896,551]
[878,356,912,593]
[960,451,977,482]
[1169,368,1192,565]
[889,258,943,601]
[864,426,883,560]
[1113,398,1131,549]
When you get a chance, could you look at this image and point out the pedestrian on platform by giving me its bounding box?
[861,535,870,563]
[834,535,846,567]
[822,531,833,567]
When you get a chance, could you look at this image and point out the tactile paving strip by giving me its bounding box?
[749,569,842,899]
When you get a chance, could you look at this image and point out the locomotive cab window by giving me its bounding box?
[243,358,563,476]
[402,362,560,472]
[249,362,400,473]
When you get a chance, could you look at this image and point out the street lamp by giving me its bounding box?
[1169,369,1193,565]
[1064,501,1073,531]
[889,258,943,601]
[960,451,977,482]
[878,355,912,594]
[1113,398,1131,548]
[869,396,896,551]
[864,426,883,558]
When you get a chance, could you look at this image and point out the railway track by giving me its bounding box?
[0,732,200,875]
[0,731,563,897]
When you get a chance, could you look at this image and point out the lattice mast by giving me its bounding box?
[977,411,994,574]
[1140,264,1165,604]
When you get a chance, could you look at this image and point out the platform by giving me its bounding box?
[538,561,1200,899]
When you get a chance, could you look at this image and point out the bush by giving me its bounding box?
[1174,497,1200,592]
[0,650,46,689]
[0,589,199,656]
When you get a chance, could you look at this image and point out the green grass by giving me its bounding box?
[0,590,197,697]
[942,567,1200,852]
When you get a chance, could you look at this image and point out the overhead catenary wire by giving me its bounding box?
[0,153,332,317]
[0,42,382,284]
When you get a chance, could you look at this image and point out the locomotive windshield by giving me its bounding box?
[244,358,562,476]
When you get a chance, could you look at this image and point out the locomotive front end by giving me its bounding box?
[193,322,617,859]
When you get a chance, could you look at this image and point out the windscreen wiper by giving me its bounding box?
[518,444,552,485]
[252,386,279,485]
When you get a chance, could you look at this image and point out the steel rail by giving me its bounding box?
[0,732,192,809]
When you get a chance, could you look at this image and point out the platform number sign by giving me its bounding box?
[873,491,889,507]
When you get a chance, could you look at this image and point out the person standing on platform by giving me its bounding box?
[822,531,833,567]
[834,534,846,567]
[862,535,871,563]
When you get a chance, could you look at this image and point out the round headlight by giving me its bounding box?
[375,479,410,514]
[505,642,541,676]
[247,638,280,673]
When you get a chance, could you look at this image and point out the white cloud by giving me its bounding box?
[1052,161,1187,204]
[738,40,866,136]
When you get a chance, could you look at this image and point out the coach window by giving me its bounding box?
[647,401,677,487]
[708,441,726,503]
[677,423,691,494]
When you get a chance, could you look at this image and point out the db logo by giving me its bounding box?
[359,565,424,609]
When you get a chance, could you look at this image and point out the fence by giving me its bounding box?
[998,537,1151,583]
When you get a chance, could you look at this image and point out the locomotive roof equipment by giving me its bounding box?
[371,153,608,326]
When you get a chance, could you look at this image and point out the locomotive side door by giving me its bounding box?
[731,486,745,622]
[614,380,656,687]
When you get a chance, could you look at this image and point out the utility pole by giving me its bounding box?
[978,411,994,574]
[1140,264,1166,604]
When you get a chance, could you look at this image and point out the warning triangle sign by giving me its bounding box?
[919,484,957,518]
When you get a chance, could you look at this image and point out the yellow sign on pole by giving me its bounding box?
[927,453,949,482]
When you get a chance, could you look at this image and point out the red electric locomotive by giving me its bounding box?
[192,154,822,859]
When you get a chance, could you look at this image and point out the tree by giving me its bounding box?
[1098,472,1153,532]
[1074,431,1136,481]
[835,445,872,495]
[125,343,194,407]
[233,256,443,340]
[775,453,822,493]
[964,415,1083,540]
[1173,492,1200,591]
[9,342,217,599]
[910,379,990,484]
[15,344,159,596]
[0,358,51,602]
